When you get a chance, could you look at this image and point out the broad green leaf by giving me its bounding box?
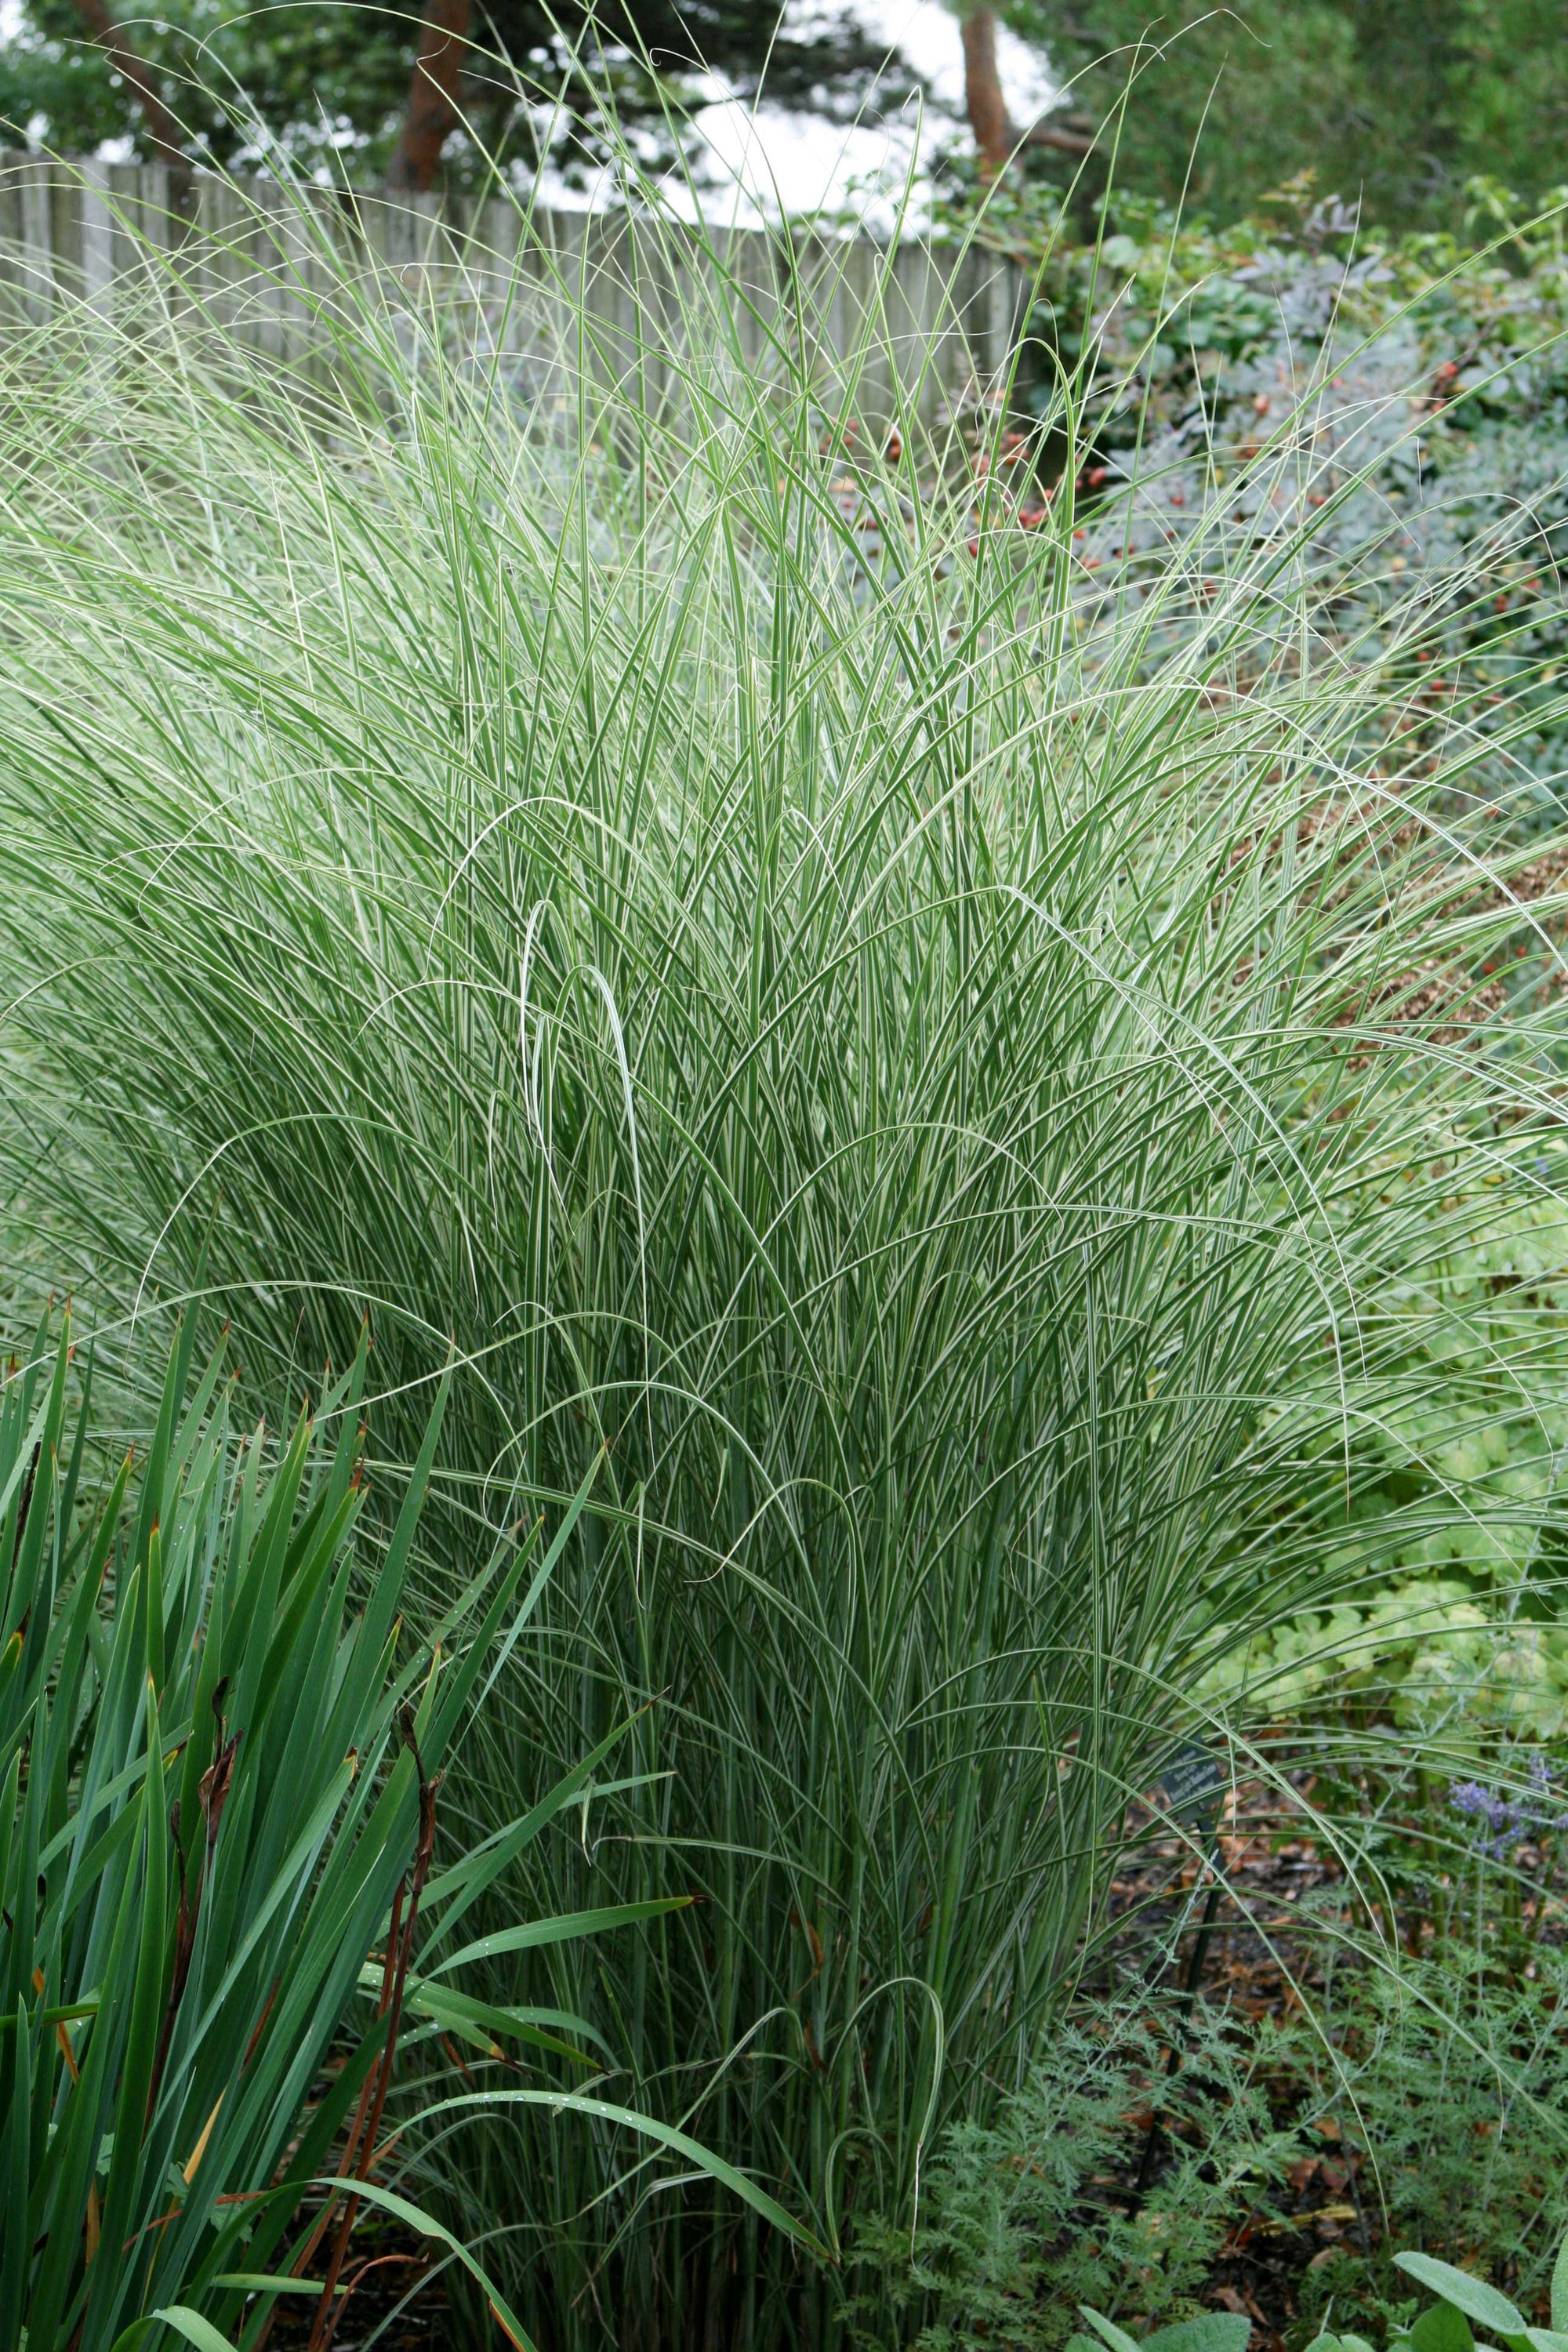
[1079,2308,1145,2352]
[430,1895,692,1976]
[38,1721,195,1870]
[306,2174,535,2352]
[362,1965,605,2063]
[420,2087,827,2257]
[0,1998,31,2348]
[1553,2243,1568,2346]
[359,1363,450,1666]
[1145,2318,1253,2352]
[151,2310,240,2351]
[421,1713,648,1943]
[1411,2303,1475,2352]
[0,1998,98,2032]
[463,1451,603,1725]
[0,1386,57,1557]
[93,1693,171,2325]
[179,1755,356,2065]
[210,2013,390,2293]
[108,2307,236,2352]
[211,2275,325,2295]
[1396,2256,1527,2341]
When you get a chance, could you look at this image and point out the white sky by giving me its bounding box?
[659,0,1059,230]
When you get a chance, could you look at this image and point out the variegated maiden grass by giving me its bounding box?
[0,163,1564,2347]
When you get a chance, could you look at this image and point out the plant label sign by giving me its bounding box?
[1158,1742,1226,1837]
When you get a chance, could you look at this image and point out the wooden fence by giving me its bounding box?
[0,157,1027,424]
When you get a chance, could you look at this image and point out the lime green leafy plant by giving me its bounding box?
[1199,1181,1568,1739]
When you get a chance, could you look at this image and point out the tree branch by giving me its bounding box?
[1021,118,1094,155]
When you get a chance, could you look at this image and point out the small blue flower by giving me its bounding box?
[1450,1755,1568,1860]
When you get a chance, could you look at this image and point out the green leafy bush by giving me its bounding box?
[0,1308,550,2348]
[1296,1940,1568,2312]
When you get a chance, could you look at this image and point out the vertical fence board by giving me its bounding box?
[0,162,1025,424]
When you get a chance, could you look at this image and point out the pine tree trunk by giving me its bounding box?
[960,8,1014,177]
[387,0,474,194]
[69,0,186,167]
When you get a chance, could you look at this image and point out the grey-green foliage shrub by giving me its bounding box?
[1297,1936,1568,2316]
[848,2009,1298,2351]
[993,181,1568,827]
[1288,1926,1568,2328]
[854,1933,1568,2352]
[0,166,1565,2347]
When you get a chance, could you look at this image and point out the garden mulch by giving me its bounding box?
[1092,1774,1359,2348]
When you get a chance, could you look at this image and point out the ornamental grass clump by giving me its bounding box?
[0,158,1564,2345]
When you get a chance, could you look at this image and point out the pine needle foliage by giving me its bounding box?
[0,165,1563,2345]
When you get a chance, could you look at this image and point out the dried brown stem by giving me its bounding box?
[306,1711,442,2352]
[147,1681,241,2123]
